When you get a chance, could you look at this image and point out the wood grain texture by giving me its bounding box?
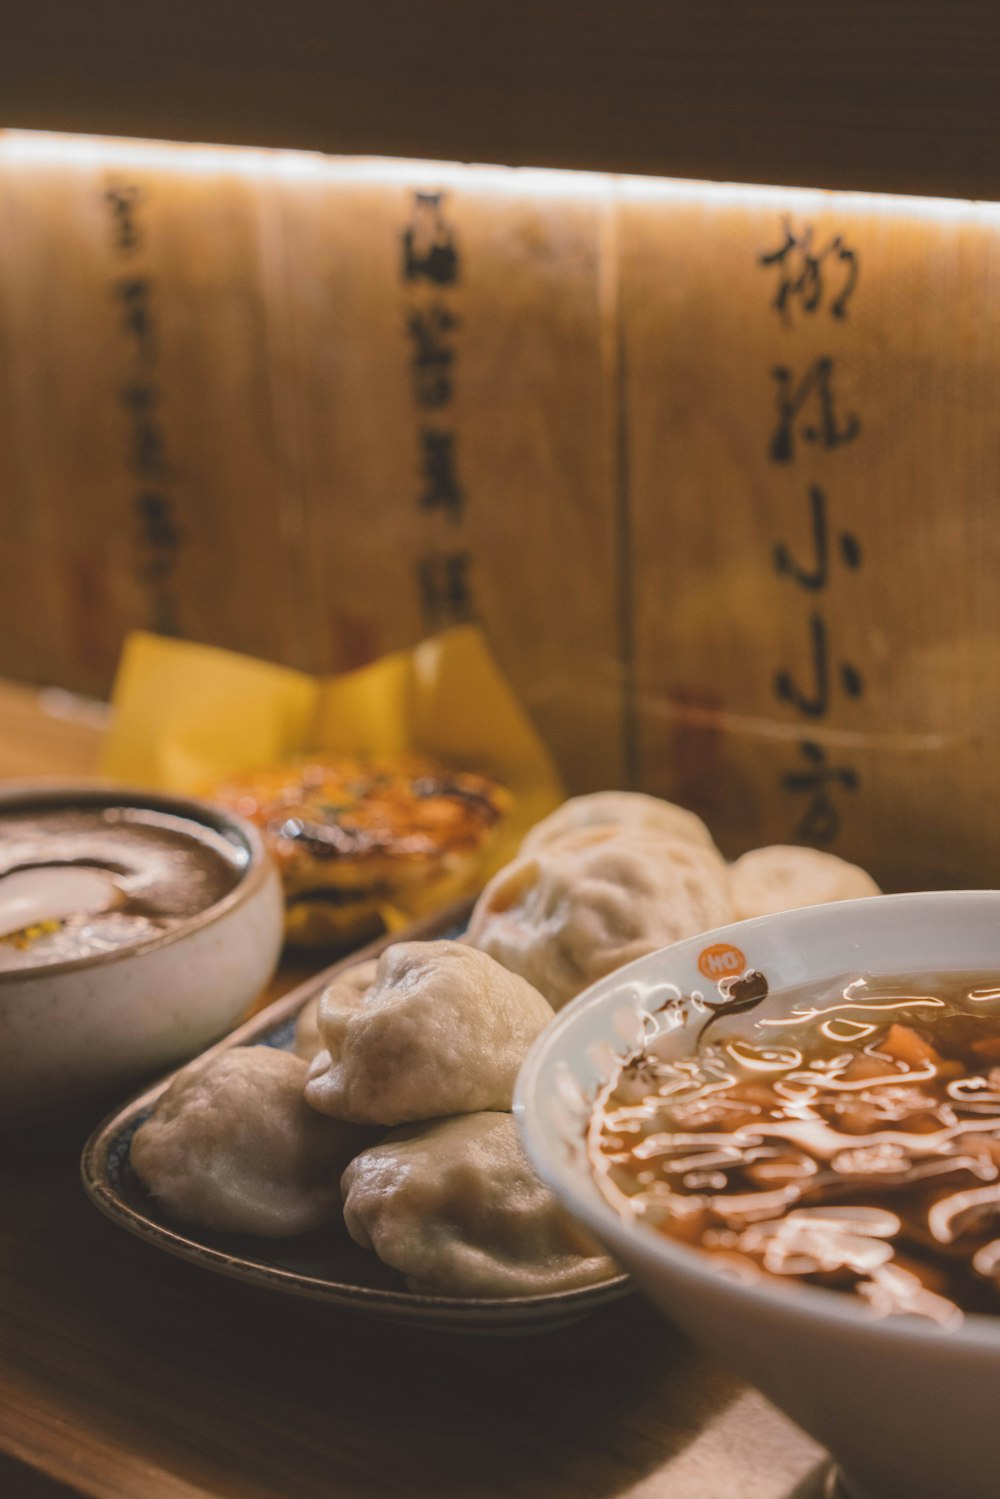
[4,3,1000,200]
[262,171,433,676]
[621,181,1000,888]
[115,161,308,670]
[444,176,623,792]
[0,153,126,689]
[0,149,309,696]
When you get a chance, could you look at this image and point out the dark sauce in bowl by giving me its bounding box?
[591,973,1000,1325]
[0,805,246,970]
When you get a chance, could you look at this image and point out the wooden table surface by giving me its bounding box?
[0,681,829,1499]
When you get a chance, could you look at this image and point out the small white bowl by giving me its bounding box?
[516,891,1000,1499]
[0,785,284,1123]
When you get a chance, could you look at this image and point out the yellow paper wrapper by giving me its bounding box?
[102,626,564,937]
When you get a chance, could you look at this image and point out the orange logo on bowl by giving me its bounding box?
[697,943,747,980]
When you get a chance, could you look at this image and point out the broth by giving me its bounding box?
[590,972,1000,1324]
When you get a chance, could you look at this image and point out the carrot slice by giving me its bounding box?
[880,1023,944,1069]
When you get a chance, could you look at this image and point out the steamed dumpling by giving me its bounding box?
[130,1046,374,1237]
[293,958,378,1061]
[304,940,553,1126]
[730,845,880,920]
[521,791,718,857]
[468,827,733,1009]
[342,1112,618,1296]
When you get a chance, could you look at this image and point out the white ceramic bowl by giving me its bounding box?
[516,891,1000,1499]
[0,785,284,1123]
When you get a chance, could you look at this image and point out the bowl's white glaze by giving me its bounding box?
[516,891,1000,1499]
[0,785,284,1122]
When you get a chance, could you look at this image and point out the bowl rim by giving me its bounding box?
[515,888,1000,1351]
[0,780,275,982]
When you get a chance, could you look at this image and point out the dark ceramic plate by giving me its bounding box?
[81,910,631,1334]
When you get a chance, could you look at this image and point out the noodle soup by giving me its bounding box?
[590,971,1000,1323]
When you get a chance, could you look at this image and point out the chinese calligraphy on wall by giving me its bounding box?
[401,191,475,631]
[760,218,863,846]
[104,178,182,636]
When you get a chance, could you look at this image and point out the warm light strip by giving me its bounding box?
[0,129,327,179]
[3,128,1000,221]
[0,130,610,199]
[617,173,1000,224]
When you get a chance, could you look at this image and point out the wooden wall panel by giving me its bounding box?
[0,151,129,690]
[8,133,1000,884]
[266,163,622,788]
[621,182,1000,888]
[262,168,429,677]
[410,172,621,791]
[0,139,307,696]
[119,156,308,671]
[0,174,62,686]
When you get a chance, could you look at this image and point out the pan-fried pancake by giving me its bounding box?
[214,755,510,946]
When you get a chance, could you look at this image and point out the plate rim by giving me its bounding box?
[80,901,631,1328]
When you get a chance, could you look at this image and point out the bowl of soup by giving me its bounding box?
[0,784,283,1122]
[516,891,1000,1499]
